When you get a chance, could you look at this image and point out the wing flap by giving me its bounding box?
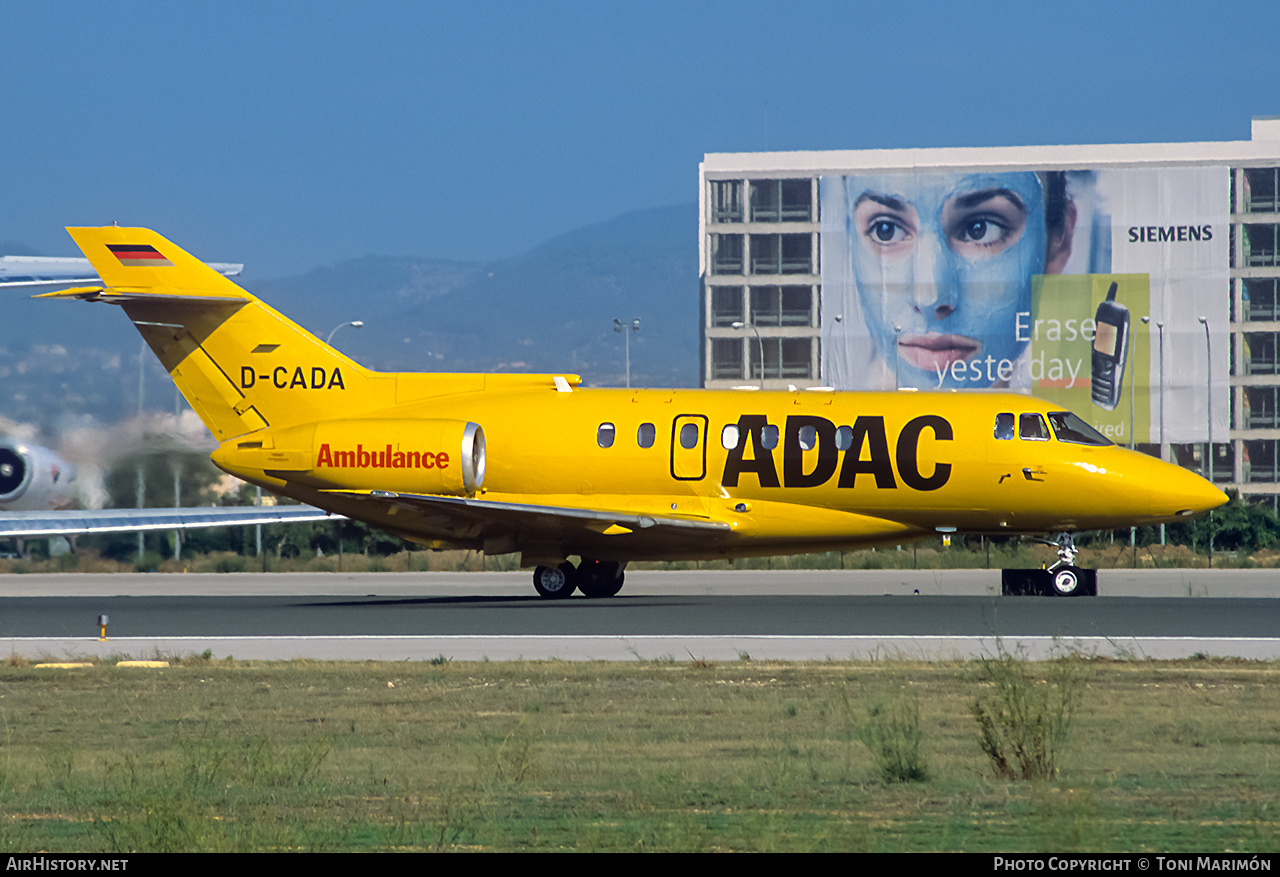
[322,489,730,534]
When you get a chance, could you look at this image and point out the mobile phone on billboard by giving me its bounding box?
[1091,282,1129,411]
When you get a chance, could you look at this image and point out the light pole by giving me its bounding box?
[1199,317,1212,480]
[1200,315,1214,567]
[326,320,364,345]
[1127,319,1142,558]
[613,318,640,388]
[732,321,764,387]
[1143,316,1167,544]
[1128,319,1140,450]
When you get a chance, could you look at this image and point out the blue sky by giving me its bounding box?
[3,0,1276,278]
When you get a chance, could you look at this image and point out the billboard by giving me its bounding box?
[819,167,1229,444]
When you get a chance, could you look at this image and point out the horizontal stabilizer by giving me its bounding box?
[34,286,247,305]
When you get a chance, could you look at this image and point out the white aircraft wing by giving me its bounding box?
[0,256,242,290]
[0,505,341,538]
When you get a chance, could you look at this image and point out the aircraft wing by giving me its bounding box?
[323,490,730,551]
[0,505,341,538]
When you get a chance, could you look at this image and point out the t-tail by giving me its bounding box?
[48,227,391,441]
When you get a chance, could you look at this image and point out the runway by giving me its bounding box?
[2,569,1277,661]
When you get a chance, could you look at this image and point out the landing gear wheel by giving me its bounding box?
[1052,566,1081,596]
[577,559,625,598]
[533,562,578,599]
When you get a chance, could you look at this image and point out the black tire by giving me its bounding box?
[533,562,577,599]
[577,559,625,598]
[1052,566,1081,596]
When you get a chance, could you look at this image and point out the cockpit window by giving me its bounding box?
[1019,413,1049,441]
[994,413,1015,440]
[1048,411,1113,446]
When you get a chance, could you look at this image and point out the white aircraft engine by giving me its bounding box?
[0,441,77,511]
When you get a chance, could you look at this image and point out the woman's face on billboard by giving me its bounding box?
[847,171,1047,388]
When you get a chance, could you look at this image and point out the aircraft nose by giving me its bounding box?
[1151,463,1228,520]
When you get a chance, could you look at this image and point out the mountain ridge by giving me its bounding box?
[0,203,699,435]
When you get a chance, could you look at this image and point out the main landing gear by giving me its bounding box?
[532,559,626,599]
[1000,533,1097,597]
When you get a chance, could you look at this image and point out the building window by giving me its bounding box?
[750,179,812,222]
[749,234,812,275]
[1245,224,1280,267]
[1245,440,1280,482]
[1244,168,1280,213]
[750,285,812,326]
[711,337,743,380]
[1245,278,1280,321]
[1171,443,1233,482]
[710,234,744,275]
[710,286,744,327]
[1245,386,1280,429]
[750,338,813,380]
[1244,332,1280,375]
[709,180,743,223]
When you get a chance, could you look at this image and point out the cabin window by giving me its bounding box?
[721,424,740,449]
[994,413,1015,440]
[1047,412,1112,446]
[637,422,656,448]
[797,424,817,451]
[597,423,615,448]
[679,422,700,450]
[1019,413,1049,441]
[761,424,780,450]
[835,424,854,451]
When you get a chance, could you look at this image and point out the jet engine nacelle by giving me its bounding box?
[0,440,77,511]
[222,419,487,497]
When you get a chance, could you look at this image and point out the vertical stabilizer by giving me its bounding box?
[54,227,393,440]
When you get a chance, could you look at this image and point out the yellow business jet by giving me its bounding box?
[42,227,1226,598]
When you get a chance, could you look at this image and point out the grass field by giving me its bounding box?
[1,654,1277,852]
[0,538,1272,577]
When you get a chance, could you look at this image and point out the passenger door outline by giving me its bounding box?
[670,414,709,481]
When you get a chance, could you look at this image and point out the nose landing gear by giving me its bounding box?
[1001,533,1097,597]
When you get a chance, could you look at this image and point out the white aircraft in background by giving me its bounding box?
[0,437,78,511]
[0,254,334,539]
[0,255,243,290]
[0,435,336,541]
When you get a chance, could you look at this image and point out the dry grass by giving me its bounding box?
[0,657,1275,851]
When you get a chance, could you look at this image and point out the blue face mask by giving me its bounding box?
[845,171,1047,389]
